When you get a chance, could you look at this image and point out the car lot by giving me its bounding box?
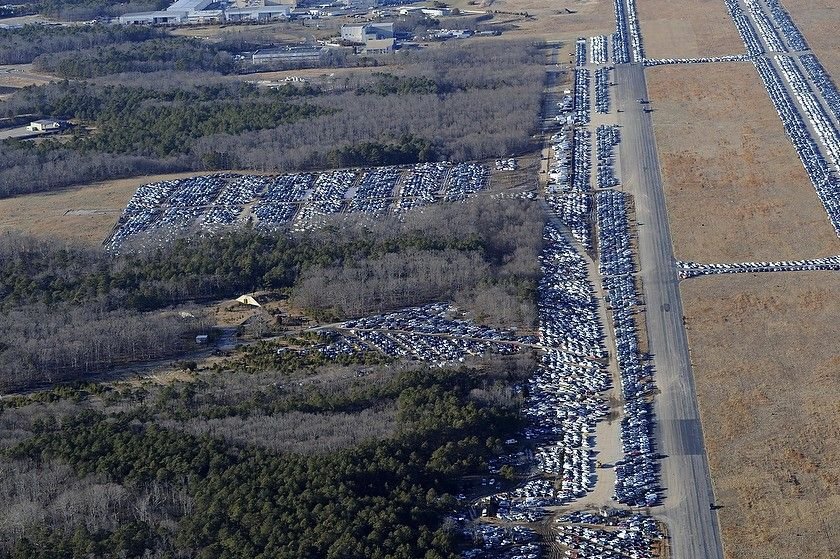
[595,67,611,113]
[596,124,621,190]
[317,303,532,364]
[590,35,609,65]
[105,162,490,250]
[596,190,660,507]
[555,509,663,559]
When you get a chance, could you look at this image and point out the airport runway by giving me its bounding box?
[613,63,725,559]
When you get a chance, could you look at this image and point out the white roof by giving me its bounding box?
[168,0,212,12]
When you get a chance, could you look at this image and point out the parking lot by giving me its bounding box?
[105,162,491,251]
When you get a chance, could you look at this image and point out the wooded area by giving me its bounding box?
[1,357,533,558]
[0,41,543,198]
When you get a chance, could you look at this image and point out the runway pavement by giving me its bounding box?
[613,63,725,559]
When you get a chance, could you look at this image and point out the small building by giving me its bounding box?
[363,37,394,54]
[236,294,262,307]
[26,119,62,132]
[195,334,210,344]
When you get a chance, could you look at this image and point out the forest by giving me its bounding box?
[0,24,163,65]
[0,29,547,558]
[0,336,534,558]
[0,41,544,198]
[0,193,542,391]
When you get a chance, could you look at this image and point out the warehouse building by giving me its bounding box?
[119,0,291,24]
[252,45,329,64]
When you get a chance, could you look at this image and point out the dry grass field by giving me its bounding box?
[0,172,201,246]
[681,272,840,559]
[635,0,745,59]
[449,0,616,43]
[785,0,840,81]
[646,62,840,262]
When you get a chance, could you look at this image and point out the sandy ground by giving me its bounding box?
[681,272,840,559]
[0,172,202,246]
[646,62,840,262]
[784,0,840,79]
[635,0,745,59]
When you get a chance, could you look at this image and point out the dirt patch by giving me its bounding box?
[452,0,616,43]
[635,0,744,59]
[681,272,840,559]
[0,172,202,246]
[646,62,840,262]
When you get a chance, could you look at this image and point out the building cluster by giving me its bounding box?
[118,0,292,25]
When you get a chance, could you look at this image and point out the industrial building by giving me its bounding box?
[26,119,63,132]
[119,0,292,25]
[340,22,395,53]
[251,45,329,65]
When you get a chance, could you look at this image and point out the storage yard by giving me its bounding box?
[105,162,492,251]
[681,272,840,559]
[646,62,840,262]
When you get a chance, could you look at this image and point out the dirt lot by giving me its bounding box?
[635,0,744,59]
[646,62,840,262]
[784,0,840,82]
[451,0,616,43]
[681,272,840,559]
[0,172,202,246]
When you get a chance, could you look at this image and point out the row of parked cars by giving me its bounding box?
[548,66,596,250]
[753,57,840,237]
[724,0,764,57]
[596,190,661,507]
[612,0,630,64]
[800,54,840,124]
[106,162,492,250]
[776,55,840,167]
[764,0,808,51]
[555,509,663,559]
[624,0,644,62]
[590,35,609,65]
[642,54,752,67]
[319,303,530,365]
[596,125,621,190]
[575,38,587,67]
[745,0,786,52]
[595,67,611,114]
[677,256,840,279]
[575,68,591,126]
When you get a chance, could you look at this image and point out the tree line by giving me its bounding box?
[0,24,163,65]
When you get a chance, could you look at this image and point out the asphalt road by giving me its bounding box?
[613,63,725,559]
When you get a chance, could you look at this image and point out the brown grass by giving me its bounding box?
[635,0,744,59]
[681,272,840,559]
[646,62,840,262]
[456,0,616,43]
[0,172,201,246]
